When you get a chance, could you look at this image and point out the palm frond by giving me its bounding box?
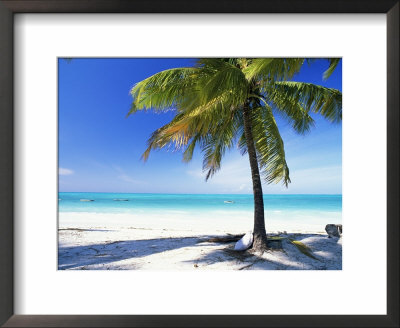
[182,134,201,163]
[244,58,305,82]
[201,109,242,180]
[272,81,342,123]
[250,106,290,187]
[128,67,199,115]
[323,58,341,80]
[141,113,191,161]
[194,58,249,108]
[140,91,243,173]
[259,91,315,135]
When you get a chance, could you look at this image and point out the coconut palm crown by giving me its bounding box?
[128,58,342,252]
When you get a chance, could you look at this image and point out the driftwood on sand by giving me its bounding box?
[203,234,244,243]
[202,233,284,250]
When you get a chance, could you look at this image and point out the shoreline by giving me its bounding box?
[59,211,340,234]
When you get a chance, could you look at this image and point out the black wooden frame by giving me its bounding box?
[0,1,398,327]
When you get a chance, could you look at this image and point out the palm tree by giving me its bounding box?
[128,58,342,252]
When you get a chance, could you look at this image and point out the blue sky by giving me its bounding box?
[58,58,342,194]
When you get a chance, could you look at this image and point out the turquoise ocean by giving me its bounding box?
[59,192,341,213]
[59,193,342,229]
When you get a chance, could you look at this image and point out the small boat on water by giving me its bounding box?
[224,200,234,204]
[80,199,94,202]
[113,199,129,201]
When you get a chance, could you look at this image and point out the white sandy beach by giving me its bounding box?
[58,212,342,270]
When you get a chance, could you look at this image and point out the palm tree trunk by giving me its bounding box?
[242,105,268,252]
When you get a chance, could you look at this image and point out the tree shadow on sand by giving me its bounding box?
[181,244,302,270]
[183,234,341,270]
[58,236,206,270]
[59,233,341,270]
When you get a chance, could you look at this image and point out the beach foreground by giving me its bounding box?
[58,213,342,270]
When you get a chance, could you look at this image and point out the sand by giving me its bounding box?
[58,212,342,270]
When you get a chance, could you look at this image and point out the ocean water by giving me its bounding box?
[59,192,341,213]
[59,193,342,229]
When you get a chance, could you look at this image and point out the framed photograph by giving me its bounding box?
[0,1,398,327]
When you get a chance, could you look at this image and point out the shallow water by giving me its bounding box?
[59,193,342,230]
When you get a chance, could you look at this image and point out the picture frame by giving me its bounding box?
[0,0,398,327]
